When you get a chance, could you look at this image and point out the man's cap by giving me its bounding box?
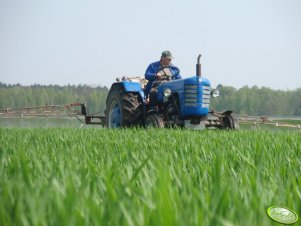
[161,50,173,59]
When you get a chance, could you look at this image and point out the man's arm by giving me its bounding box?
[173,73,182,79]
[145,62,165,81]
[145,63,157,81]
[172,66,181,79]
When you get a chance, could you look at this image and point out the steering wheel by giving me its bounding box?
[156,66,179,81]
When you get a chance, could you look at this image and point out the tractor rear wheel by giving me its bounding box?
[223,113,239,130]
[105,90,142,128]
[145,113,165,128]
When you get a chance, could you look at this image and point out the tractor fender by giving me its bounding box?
[108,82,145,100]
[106,82,146,118]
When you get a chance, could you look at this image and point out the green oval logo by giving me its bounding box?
[267,206,298,224]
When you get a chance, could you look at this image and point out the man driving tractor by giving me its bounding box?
[144,50,181,98]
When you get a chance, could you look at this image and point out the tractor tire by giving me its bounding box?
[105,90,142,128]
[145,113,165,128]
[223,113,239,130]
[122,93,143,125]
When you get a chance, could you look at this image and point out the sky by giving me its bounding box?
[0,0,301,90]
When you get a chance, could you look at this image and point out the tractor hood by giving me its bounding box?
[156,76,211,117]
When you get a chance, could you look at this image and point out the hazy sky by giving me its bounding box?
[0,0,301,90]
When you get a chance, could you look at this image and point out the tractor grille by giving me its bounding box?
[202,85,210,108]
[184,84,211,108]
[184,84,198,107]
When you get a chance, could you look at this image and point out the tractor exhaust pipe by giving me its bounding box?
[196,54,202,77]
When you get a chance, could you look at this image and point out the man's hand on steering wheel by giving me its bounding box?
[156,73,166,80]
[156,66,172,81]
[156,73,171,81]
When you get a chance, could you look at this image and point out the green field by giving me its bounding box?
[0,128,300,226]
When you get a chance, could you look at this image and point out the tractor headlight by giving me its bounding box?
[163,88,172,97]
[211,89,220,98]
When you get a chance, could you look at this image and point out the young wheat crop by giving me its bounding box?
[0,128,300,226]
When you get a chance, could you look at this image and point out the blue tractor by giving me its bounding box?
[104,55,239,129]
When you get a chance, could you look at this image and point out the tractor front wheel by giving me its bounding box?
[145,113,165,128]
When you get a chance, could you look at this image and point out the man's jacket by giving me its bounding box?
[144,61,181,97]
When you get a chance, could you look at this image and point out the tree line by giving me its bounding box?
[0,82,300,116]
[211,85,301,116]
[0,83,108,114]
